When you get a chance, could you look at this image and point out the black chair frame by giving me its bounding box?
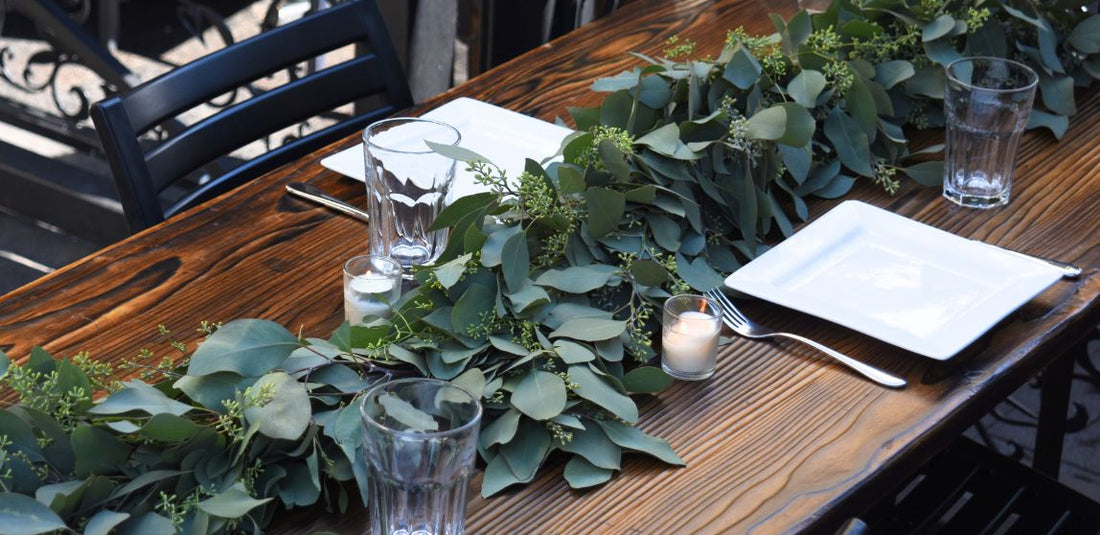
[92,0,412,232]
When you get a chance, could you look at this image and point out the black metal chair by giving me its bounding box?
[91,0,412,233]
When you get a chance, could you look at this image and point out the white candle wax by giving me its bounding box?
[662,310,720,373]
[344,274,397,324]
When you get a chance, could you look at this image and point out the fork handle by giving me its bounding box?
[774,332,907,388]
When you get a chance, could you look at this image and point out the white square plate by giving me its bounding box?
[723,201,1064,360]
[320,97,573,199]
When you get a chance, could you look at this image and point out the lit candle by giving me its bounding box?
[344,274,396,324]
[661,295,721,381]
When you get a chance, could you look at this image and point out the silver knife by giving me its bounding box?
[285,182,370,223]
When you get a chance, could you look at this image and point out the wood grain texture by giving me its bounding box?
[4,0,1100,532]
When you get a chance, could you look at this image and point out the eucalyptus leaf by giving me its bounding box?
[787,69,827,107]
[196,484,272,518]
[0,493,67,534]
[500,419,551,481]
[187,319,299,377]
[378,393,438,432]
[88,381,193,417]
[243,372,311,441]
[550,318,627,342]
[84,510,131,535]
[511,370,567,421]
[597,420,685,465]
[481,409,521,448]
[535,265,619,293]
[563,457,615,489]
[568,365,638,423]
[558,425,621,470]
[621,367,674,393]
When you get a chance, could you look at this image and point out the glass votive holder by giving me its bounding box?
[661,294,722,381]
[343,255,402,324]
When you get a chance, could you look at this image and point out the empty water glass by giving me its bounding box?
[364,118,461,269]
[360,378,482,535]
[943,57,1038,208]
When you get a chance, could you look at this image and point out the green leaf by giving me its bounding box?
[621,366,674,393]
[630,259,670,286]
[378,392,438,432]
[501,230,529,293]
[510,370,567,421]
[481,409,521,448]
[433,253,472,289]
[187,319,298,377]
[431,191,496,231]
[598,139,631,180]
[554,340,596,364]
[451,282,496,340]
[71,425,130,477]
[85,510,130,535]
[823,108,874,177]
[597,420,684,465]
[875,60,914,90]
[173,372,255,413]
[481,454,523,497]
[787,69,827,107]
[563,456,614,489]
[723,45,762,89]
[196,484,272,518]
[905,66,945,99]
[558,425,621,470]
[139,413,205,442]
[747,103,814,147]
[922,14,955,42]
[243,372,311,440]
[500,419,552,481]
[584,188,627,238]
[550,318,627,341]
[535,265,619,294]
[506,281,552,312]
[88,381,193,417]
[1068,15,1100,53]
[674,254,725,292]
[568,365,638,423]
[426,140,491,166]
[635,124,698,160]
[117,512,174,535]
[481,225,522,268]
[902,161,944,186]
[0,493,67,534]
[1027,109,1069,139]
[1039,75,1076,116]
[0,352,8,380]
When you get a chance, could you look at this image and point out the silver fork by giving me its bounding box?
[704,289,907,388]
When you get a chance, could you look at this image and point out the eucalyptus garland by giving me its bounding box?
[1,1,1097,533]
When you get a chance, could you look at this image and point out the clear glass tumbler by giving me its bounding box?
[343,255,402,324]
[661,294,722,381]
[943,57,1038,209]
[360,378,482,535]
[364,118,461,268]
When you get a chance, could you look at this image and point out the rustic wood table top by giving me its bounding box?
[3,0,1100,533]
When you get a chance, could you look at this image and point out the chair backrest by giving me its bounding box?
[92,0,412,233]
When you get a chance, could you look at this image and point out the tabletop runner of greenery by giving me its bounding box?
[1,1,1098,532]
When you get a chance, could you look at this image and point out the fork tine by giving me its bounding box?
[704,289,744,328]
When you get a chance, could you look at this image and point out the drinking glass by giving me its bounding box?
[943,57,1038,209]
[364,118,461,268]
[343,254,402,324]
[360,378,482,535]
[661,294,722,381]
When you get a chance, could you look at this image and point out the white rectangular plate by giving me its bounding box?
[723,200,1064,360]
[320,97,573,199]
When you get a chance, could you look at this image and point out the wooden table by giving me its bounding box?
[4,0,1100,532]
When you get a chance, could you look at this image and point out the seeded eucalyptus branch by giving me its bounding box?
[1,2,1097,533]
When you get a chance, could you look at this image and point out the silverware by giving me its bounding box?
[285,182,369,223]
[703,288,907,388]
[972,240,1082,279]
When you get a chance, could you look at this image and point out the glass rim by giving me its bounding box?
[360,377,483,437]
[945,56,1038,93]
[343,254,402,277]
[363,117,462,155]
[663,293,721,320]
